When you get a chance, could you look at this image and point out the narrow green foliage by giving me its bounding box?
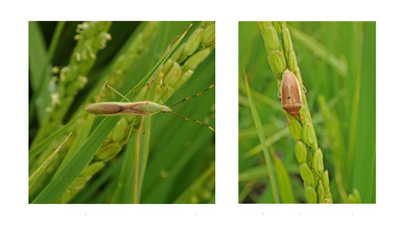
[29,22,66,124]
[244,74,280,203]
[29,113,83,160]
[111,116,151,203]
[52,114,96,179]
[352,22,376,203]
[174,162,215,204]
[110,133,137,203]
[239,166,269,182]
[273,152,295,203]
[32,117,120,203]
[244,128,289,157]
[29,21,47,92]
[318,95,347,198]
[345,189,361,203]
[30,22,113,189]
[58,161,105,203]
[133,117,151,203]
[289,25,348,76]
[29,133,72,192]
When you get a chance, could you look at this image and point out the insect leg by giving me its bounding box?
[169,83,215,108]
[297,110,305,124]
[166,111,214,132]
[302,86,307,94]
[124,115,137,145]
[277,80,282,99]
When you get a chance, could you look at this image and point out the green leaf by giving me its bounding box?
[111,116,150,203]
[29,21,47,91]
[352,22,376,203]
[174,162,215,203]
[29,113,83,160]
[29,21,66,124]
[243,73,280,203]
[32,117,120,203]
[272,152,295,203]
[29,133,72,192]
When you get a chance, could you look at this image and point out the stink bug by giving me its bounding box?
[280,70,302,117]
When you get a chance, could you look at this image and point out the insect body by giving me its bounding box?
[280,70,302,117]
[85,83,215,132]
[85,101,171,116]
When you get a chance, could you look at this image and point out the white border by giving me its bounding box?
[0,0,396,224]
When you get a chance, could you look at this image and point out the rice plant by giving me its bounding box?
[239,21,375,203]
[29,21,215,204]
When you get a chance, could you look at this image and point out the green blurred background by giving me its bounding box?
[238,22,375,203]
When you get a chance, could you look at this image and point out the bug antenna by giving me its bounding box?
[170,83,215,108]
[166,111,214,132]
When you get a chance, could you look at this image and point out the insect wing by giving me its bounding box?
[281,71,302,116]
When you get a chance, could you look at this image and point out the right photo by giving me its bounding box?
[238,22,376,203]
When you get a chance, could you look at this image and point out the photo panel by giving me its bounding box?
[238,21,375,204]
[29,21,215,204]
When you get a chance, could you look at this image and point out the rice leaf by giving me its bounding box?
[32,117,120,203]
[243,73,280,203]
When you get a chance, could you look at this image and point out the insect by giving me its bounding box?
[280,70,302,117]
[85,83,215,132]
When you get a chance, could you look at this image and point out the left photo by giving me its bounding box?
[29,21,215,204]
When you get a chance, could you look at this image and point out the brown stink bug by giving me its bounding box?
[280,70,302,117]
